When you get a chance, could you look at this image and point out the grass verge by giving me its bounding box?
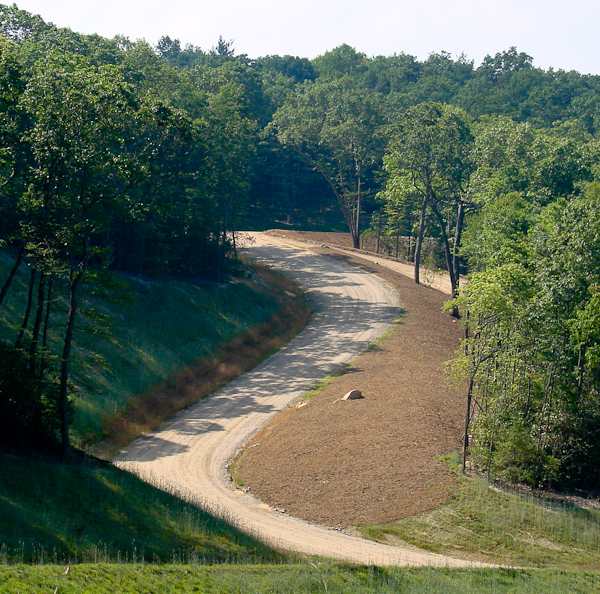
[359,462,600,570]
[0,563,599,593]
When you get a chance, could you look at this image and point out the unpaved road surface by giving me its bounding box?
[115,232,487,567]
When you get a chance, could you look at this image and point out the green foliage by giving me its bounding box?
[272,78,383,246]
[257,54,316,84]
[381,102,474,295]
[312,44,367,80]
[460,192,537,271]
[453,183,600,488]
[470,116,593,206]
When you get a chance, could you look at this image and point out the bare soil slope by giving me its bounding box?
[239,231,465,527]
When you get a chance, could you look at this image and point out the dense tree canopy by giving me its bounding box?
[272,78,383,247]
[2,2,600,483]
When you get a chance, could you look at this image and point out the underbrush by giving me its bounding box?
[360,469,600,570]
[0,563,598,593]
[0,452,283,565]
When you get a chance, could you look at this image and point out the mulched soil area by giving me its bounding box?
[238,231,466,528]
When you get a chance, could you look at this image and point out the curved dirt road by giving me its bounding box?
[115,233,486,567]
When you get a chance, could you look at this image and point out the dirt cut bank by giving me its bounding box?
[238,233,465,528]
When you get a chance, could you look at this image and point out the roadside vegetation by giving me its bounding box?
[0,452,283,565]
[0,250,309,454]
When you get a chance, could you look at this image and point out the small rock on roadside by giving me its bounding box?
[342,389,363,400]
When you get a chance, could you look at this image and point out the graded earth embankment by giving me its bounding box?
[238,232,465,527]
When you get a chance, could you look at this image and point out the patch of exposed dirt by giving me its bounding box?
[239,231,465,528]
[265,229,359,250]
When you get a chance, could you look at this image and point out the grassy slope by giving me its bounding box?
[0,251,283,443]
[73,274,281,441]
[360,460,600,569]
[0,453,282,565]
[0,250,307,566]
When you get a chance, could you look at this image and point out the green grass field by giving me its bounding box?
[0,564,598,593]
[0,451,283,566]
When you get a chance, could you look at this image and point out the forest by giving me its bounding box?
[1,2,600,490]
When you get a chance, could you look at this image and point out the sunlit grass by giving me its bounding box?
[360,466,600,569]
[0,563,598,593]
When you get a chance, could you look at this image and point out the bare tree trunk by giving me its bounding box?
[462,375,475,473]
[15,268,37,349]
[314,160,359,249]
[414,197,427,285]
[0,243,25,309]
[29,272,47,373]
[537,352,558,452]
[354,176,362,250]
[40,275,53,379]
[60,267,84,458]
[430,200,457,298]
[452,200,465,293]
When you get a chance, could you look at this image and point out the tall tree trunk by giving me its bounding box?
[314,159,359,249]
[462,374,475,473]
[60,267,84,458]
[452,200,465,293]
[0,243,25,309]
[414,196,427,285]
[29,272,47,373]
[40,275,54,379]
[354,175,362,249]
[15,268,37,349]
[430,200,457,298]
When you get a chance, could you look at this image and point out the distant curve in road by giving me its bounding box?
[115,233,490,567]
